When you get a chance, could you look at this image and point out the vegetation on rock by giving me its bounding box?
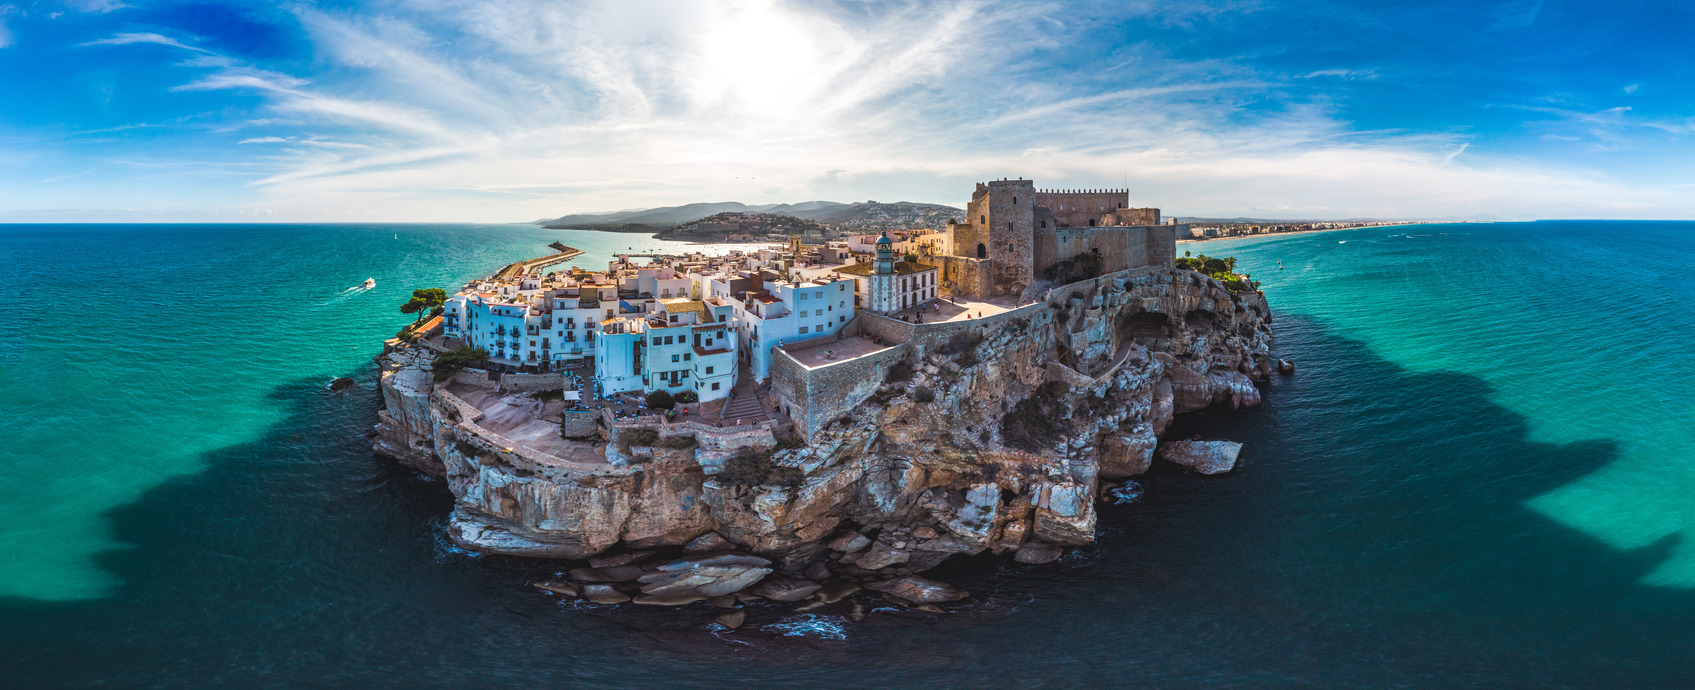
[720,447,802,488]
[620,427,659,447]
[1000,381,1072,451]
[658,434,699,450]
[432,346,489,382]
[674,390,699,404]
[1043,248,1105,285]
[644,390,675,410]
[1176,252,1257,292]
[884,360,914,383]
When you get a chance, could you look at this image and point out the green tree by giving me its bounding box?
[645,389,675,410]
[401,288,447,321]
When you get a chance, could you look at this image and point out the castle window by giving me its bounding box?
[1089,219,1097,227]
[1012,197,1017,204]
[976,243,986,259]
[1007,222,1013,233]
[980,215,986,224]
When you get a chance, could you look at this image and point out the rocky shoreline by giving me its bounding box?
[373,266,1275,614]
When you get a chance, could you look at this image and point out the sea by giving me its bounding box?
[1,221,1692,687]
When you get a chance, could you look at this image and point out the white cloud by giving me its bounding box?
[36,0,1695,221]
[82,32,207,52]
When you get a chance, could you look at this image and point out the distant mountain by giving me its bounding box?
[536,199,963,233]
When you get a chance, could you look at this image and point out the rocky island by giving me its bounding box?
[373,179,1273,614]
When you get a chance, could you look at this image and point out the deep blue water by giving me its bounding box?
[1,221,1692,687]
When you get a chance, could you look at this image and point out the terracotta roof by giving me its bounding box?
[659,298,706,313]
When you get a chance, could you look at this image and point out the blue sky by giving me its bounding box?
[1,0,1691,222]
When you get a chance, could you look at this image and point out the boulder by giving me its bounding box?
[803,561,831,582]
[684,532,733,553]
[854,541,910,570]
[827,531,872,553]
[912,526,939,539]
[329,377,355,391]
[815,581,861,603]
[1277,359,1295,375]
[751,577,822,602]
[1159,440,1242,475]
[1013,540,1063,564]
[865,576,968,604]
[531,581,579,597]
[638,554,773,598]
[1100,431,1157,479]
[714,611,745,629]
[581,584,630,604]
[634,592,706,606]
[588,550,654,568]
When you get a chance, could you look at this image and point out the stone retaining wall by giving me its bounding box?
[770,342,911,439]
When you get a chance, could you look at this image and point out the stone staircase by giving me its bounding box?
[718,380,769,425]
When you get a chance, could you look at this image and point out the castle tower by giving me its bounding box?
[963,179,1036,297]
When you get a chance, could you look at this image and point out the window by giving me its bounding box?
[671,354,679,362]
[684,353,692,361]
[800,326,809,334]
[1007,222,1014,232]
[1012,196,1017,204]
[979,214,986,224]
[976,243,986,259]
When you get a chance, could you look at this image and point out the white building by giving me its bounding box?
[593,297,739,402]
[704,273,858,383]
[838,233,939,314]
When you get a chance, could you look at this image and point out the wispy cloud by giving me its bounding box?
[81,32,207,52]
[17,0,1695,221]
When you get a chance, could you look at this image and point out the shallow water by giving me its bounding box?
[1,221,1691,686]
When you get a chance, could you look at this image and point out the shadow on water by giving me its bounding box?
[3,315,1695,687]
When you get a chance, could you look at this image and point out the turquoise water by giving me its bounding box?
[2,221,1693,686]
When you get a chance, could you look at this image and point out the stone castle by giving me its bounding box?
[936,179,1176,299]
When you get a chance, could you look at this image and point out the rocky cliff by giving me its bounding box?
[373,267,1272,603]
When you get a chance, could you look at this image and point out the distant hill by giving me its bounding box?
[537,200,963,234]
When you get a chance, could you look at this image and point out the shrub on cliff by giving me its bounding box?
[721,447,772,485]
[1176,253,1254,291]
[1000,381,1072,451]
[621,427,659,447]
[1044,249,1105,285]
[938,331,983,356]
[884,360,914,383]
[674,390,699,404]
[645,390,675,410]
[432,346,489,382]
[912,386,936,403]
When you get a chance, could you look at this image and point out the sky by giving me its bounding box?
[0,0,1692,222]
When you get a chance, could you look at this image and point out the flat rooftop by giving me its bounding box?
[784,334,894,369]
[446,381,607,466]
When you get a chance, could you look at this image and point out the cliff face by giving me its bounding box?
[374,267,1272,581]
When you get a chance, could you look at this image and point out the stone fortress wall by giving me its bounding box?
[769,343,912,439]
[944,179,1175,301]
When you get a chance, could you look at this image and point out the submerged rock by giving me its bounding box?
[751,577,822,602]
[531,581,579,597]
[329,377,355,391]
[1159,440,1243,475]
[866,576,967,604]
[1013,540,1063,564]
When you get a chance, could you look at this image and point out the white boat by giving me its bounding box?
[363,278,376,289]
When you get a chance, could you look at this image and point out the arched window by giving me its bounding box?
[980,214,986,225]
[1089,218,1097,227]
[976,243,987,258]
[1007,222,1014,232]
[1012,196,1018,204]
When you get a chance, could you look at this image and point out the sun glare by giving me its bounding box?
[699,1,818,117]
